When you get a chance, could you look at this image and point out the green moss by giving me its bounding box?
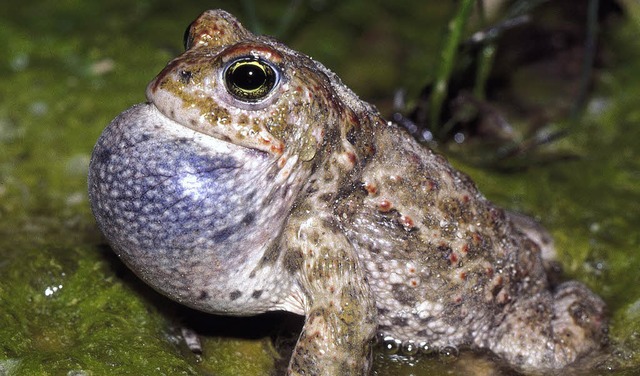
[0,245,197,375]
[197,337,278,376]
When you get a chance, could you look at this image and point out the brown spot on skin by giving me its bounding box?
[264,137,285,155]
[449,252,459,265]
[472,232,483,246]
[364,144,376,156]
[486,266,494,277]
[461,243,469,255]
[348,111,359,126]
[398,215,415,231]
[269,144,284,155]
[378,199,393,212]
[363,182,378,195]
[346,151,357,165]
[490,275,504,298]
[278,156,287,169]
[459,271,467,280]
[496,290,510,304]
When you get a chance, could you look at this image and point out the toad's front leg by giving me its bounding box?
[284,214,377,376]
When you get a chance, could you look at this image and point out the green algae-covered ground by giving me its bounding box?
[1,1,639,375]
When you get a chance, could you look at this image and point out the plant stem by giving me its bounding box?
[430,0,475,136]
[571,0,599,119]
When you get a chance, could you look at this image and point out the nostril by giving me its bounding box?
[178,70,192,84]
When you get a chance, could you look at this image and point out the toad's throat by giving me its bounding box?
[88,105,291,304]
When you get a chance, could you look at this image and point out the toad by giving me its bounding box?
[88,9,607,375]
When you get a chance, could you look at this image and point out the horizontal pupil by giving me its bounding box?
[233,64,266,91]
[225,58,277,102]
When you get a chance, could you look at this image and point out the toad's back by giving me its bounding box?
[338,124,605,366]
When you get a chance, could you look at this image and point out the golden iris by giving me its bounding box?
[224,58,278,102]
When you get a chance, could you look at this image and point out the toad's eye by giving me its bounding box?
[224,58,278,102]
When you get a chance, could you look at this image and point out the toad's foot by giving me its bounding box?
[489,281,607,371]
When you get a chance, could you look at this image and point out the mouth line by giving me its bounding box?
[149,103,272,160]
